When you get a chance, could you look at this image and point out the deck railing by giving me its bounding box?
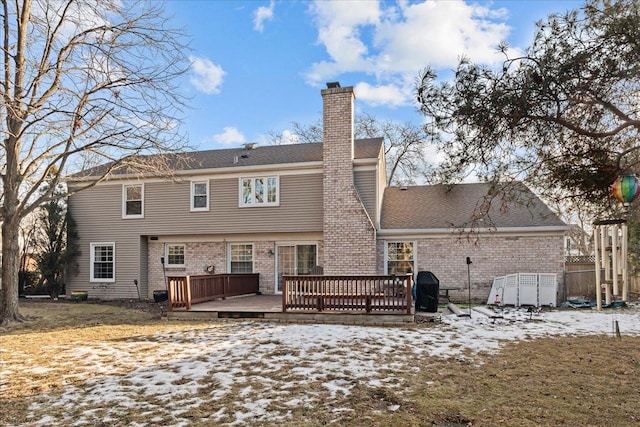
[167,273,260,311]
[282,274,413,314]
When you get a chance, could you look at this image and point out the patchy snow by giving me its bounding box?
[13,305,640,426]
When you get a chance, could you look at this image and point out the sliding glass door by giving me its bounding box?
[276,244,317,293]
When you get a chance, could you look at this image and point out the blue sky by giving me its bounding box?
[163,0,582,151]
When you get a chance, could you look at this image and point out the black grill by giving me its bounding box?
[415,271,439,312]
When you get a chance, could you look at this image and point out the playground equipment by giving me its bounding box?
[593,175,638,310]
[593,219,629,310]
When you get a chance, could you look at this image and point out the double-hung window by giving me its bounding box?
[230,243,253,273]
[191,180,209,211]
[240,176,278,206]
[386,241,415,275]
[165,244,185,268]
[123,184,144,218]
[91,242,115,282]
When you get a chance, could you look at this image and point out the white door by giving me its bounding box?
[276,244,317,294]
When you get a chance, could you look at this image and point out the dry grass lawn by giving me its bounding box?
[1,300,639,426]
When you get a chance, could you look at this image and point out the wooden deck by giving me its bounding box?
[165,294,420,325]
[165,273,422,325]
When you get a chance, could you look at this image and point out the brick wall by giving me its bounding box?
[377,234,565,303]
[321,85,377,274]
[147,241,277,297]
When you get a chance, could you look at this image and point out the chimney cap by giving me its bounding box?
[326,81,341,89]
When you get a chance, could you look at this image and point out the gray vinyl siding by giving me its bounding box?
[355,170,377,224]
[66,172,324,297]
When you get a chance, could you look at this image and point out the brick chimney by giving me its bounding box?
[321,83,377,275]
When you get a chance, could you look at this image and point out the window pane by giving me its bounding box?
[125,185,142,216]
[193,196,206,208]
[126,200,142,215]
[231,244,253,273]
[267,177,277,203]
[193,182,208,209]
[93,245,114,279]
[254,178,264,203]
[242,179,252,204]
[194,183,207,195]
[387,242,413,275]
[296,245,316,274]
[127,186,142,200]
[167,245,185,265]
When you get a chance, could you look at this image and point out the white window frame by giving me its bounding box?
[239,176,279,207]
[165,244,186,268]
[122,183,144,219]
[229,243,254,273]
[190,180,210,211]
[385,241,416,276]
[90,242,115,282]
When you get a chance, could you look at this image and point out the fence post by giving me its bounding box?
[281,276,287,312]
[185,276,192,310]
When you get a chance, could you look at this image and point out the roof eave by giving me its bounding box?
[66,160,325,184]
[378,225,571,238]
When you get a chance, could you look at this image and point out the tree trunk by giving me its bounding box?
[1,219,24,325]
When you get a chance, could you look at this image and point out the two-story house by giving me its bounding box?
[66,84,569,303]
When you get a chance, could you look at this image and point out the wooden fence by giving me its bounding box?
[167,273,259,311]
[564,265,640,300]
[282,274,413,314]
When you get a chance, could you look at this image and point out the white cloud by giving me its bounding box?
[213,127,246,145]
[354,82,409,107]
[254,1,275,32]
[306,0,515,109]
[189,56,226,95]
[374,1,511,72]
[280,130,300,145]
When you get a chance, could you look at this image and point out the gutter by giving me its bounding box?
[378,225,571,238]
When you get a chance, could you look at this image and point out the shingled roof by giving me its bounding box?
[380,182,567,230]
[72,138,383,179]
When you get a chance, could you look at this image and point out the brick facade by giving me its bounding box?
[147,241,280,298]
[377,234,565,303]
[321,86,377,274]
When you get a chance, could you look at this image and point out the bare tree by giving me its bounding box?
[263,114,435,186]
[355,113,435,186]
[1,0,190,324]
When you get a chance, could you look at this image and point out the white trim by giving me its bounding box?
[378,226,570,238]
[228,242,254,273]
[122,183,144,219]
[190,179,210,212]
[67,161,325,183]
[384,240,416,276]
[165,243,186,268]
[239,176,279,207]
[147,232,323,243]
[275,242,319,295]
[90,242,115,283]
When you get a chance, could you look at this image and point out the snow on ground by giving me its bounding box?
[20,305,640,426]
